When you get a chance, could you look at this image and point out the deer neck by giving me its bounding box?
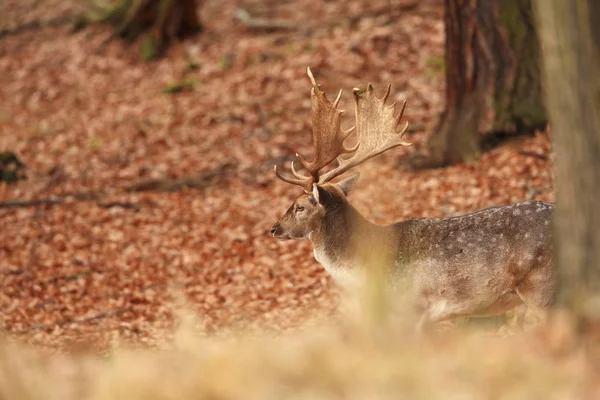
[308,203,392,277]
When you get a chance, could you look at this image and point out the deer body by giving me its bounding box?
[398,201,555,321]
[274,181,555,327]
[271,68,556,329]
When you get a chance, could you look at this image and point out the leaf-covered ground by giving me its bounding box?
[0,0,554,350]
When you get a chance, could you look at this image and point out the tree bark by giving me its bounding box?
[535,0,600,331]
[415,0,545,168]
[78,0,202,60]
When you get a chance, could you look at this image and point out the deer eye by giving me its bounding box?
[296,205,305,212]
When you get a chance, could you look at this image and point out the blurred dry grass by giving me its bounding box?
[1,289,599,400]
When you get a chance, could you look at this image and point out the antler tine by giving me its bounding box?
[333,89,343,107]
[342,138,360,154]
[274,165,313,190]
[307,66,318,88]
[396,99,407,126]
[290,160,311,180]
[320,85,411,184]
[382,84,391,104]
[295,153,312,174]
[342,125,356,140]
[393,100,411,141]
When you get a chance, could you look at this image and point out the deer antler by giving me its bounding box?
[274,67,358,192]
[274,68,410,191]
[319,84,411,184]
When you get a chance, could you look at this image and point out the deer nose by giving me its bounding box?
[270,223,280,237]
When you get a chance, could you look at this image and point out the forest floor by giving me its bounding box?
[0,0,555,351]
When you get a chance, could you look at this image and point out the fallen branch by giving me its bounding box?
[0,198,66,209]
[125,163,232,192]
[0,190,102,209]
[0,163,232,209]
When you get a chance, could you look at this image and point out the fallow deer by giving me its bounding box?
[271,68,556,330]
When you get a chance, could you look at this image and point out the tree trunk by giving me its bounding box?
[415,0,545,168]
[535,0,600,332]
[78,0,202,60]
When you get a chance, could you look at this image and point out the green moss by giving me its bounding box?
[161,78,197,94]
[83,0,132,26]
[219,54,234,71]
[141,37,159,61]
[66,270,92,280]
[426,55,445,73]
[88,137,102,149]
[186,61,201,71]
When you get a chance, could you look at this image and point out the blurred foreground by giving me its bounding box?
[1,293,599,400]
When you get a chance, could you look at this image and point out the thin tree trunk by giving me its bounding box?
[535,0,600,331]
[414,0,544,168]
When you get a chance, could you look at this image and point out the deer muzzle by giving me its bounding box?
[270,222,282,237]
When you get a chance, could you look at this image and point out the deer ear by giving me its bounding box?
[312,183,335,206]
[310,184,319,204]
[338,173,360,196]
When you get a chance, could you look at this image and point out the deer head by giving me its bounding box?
[271,67,411,241]
[270,174,360,240]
